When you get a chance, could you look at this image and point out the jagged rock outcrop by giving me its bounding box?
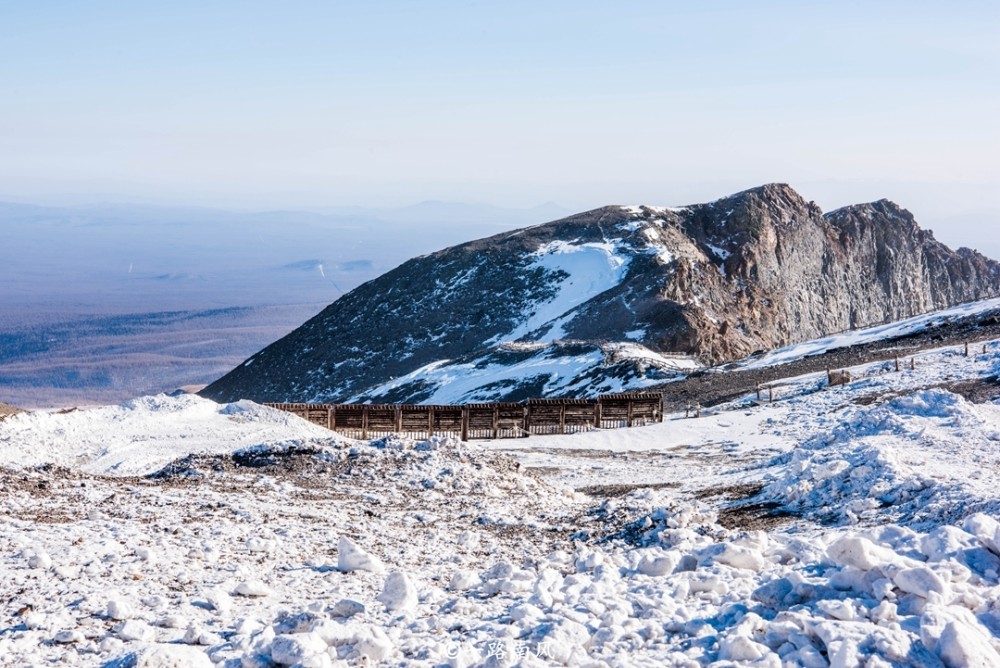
[201,184,1000,404]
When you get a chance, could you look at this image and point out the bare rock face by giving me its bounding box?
[201,184,1000,404]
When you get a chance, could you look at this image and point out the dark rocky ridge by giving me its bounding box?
[201,184,1000,404]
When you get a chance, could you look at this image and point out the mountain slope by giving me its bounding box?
[201,184,1000,404]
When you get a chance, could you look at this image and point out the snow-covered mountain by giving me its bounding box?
[202,184,1000,404]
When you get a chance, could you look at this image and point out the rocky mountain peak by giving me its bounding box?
[719,182,809,211]
[201,185,1000,404]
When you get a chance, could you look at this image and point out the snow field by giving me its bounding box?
[9,468,1000,666]
[3,337,1000,664]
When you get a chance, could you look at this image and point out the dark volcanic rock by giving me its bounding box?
[201,184,1000,404]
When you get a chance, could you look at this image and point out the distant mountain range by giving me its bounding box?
[202,184,1000,404]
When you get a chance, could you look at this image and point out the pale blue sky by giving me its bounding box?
[1,1,997,249]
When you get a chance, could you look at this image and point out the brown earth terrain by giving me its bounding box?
[0,402,23,420]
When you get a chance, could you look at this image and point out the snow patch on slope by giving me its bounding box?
[738,296,1000,369]
[356,342,698,404]
[602,342,701,371]
[499,240,630,343]
[619,204,687,216]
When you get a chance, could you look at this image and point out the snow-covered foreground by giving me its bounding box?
[4,341,1000,666]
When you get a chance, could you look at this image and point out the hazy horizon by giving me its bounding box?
[1,1,996,254]
[3,180,997,260]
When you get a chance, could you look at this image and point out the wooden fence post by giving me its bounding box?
[768,385,774,402]
[593,401,602,429]
[428,407,435,437]
[361,405,369,440]
[394,406,402,433]
[559,404,566,434]
[461,406,469,441]
[626,400,634,428]
[326,406,333,431]
[965,342,969,356]
[492,405,500,439]
[910,358,916,370]
[894,355,899,372]
[756,383,761,399]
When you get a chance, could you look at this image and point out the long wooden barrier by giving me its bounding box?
[265,392,663,440]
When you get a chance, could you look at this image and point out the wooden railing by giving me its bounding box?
[265,392,663,440]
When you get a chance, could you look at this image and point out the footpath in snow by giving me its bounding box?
[2,340,1000,665]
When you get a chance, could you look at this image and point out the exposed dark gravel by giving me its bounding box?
[655,308,1000,412]
[579,482,680,498]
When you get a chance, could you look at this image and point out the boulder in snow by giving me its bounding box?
[54,630,85,644]
[330,598,366,618]
[636,553,677,576]
[234,580,272,597]
[962,514,1000,556]
[119,644,214,667]
[894,567,948,599]
[378,571,418,612]
[337,537,385,573]
[449,569,482,591]
[107,599,136,621]
[115,619,155,642]
[827,535,896,571]
[269,632,329,666]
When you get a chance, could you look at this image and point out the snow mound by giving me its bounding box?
[764,389,1000,527]
[0,394,340,476]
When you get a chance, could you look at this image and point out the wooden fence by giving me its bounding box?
[265,392,663,441]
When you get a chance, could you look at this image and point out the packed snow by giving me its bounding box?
[3,338,1000,665]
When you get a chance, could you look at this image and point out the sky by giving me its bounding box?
[0,1,997,251]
